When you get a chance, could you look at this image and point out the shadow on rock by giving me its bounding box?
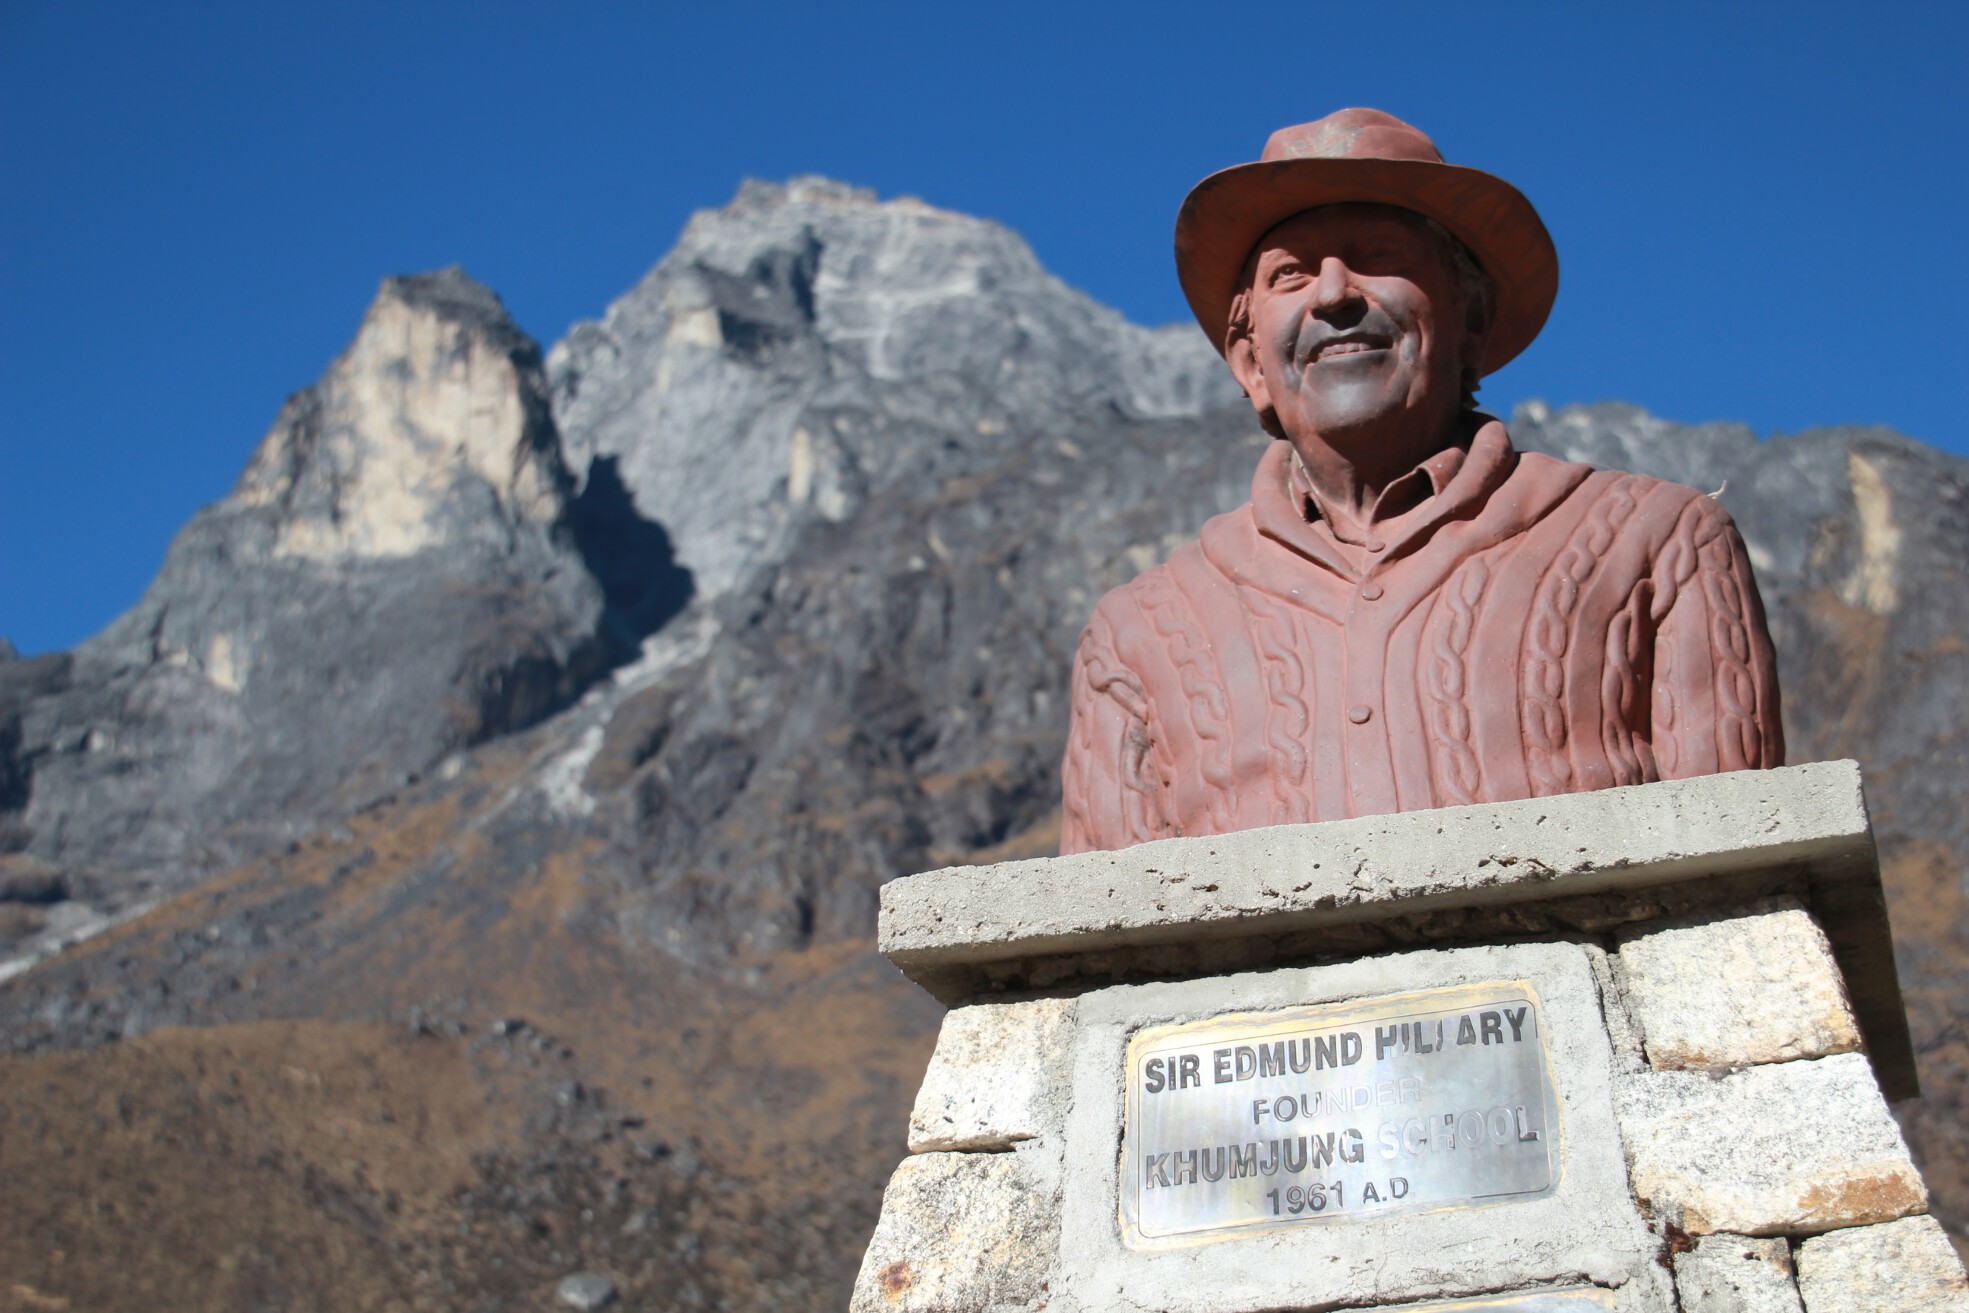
[568,455,695,657]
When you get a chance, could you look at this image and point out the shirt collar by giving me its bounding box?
[1288,442,1471,543]
[1253,418,1518,572]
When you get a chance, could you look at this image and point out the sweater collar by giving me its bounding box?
[1251,418,1518,573]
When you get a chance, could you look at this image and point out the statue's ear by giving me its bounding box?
[1224,329,1280,437]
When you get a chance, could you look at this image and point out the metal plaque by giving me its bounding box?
[1122,983,1561,1244]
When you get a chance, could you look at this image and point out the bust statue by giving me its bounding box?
[1061,109,1783,854]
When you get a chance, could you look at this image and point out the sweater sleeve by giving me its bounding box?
[1648,496,1785,777]
[1060,601,1165,854]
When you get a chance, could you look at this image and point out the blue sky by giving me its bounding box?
[3,2,1965,655]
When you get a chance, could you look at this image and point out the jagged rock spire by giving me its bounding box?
[1,268,609,887]
[233,267,569,562]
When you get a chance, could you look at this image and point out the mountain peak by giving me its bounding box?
[379,266,537,361]
[230,267,567,562]
[728,175,880,213]
[549,175,1241,605]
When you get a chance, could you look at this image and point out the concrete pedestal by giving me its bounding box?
[852,762,1969,1312]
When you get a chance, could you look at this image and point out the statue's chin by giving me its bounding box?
[1281,374,1459,467]
[1284,394,1412,454]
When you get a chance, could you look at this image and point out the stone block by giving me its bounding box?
[1672,1233,1802,1312]
[1795,1214,1969,1311]
[850,1151,1058,1313]
[1053,941,1668,1313]
[909,997,1076,1153]
[1618,1052,1925,1236]
[1616,900,1859,1071]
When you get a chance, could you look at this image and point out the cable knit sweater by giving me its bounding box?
[1061,420,1783,854]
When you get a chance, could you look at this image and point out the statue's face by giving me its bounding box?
[1228,205,1479,459]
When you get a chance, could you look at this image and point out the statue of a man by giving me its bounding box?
[1062,109,1783,853]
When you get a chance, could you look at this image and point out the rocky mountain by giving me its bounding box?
[2,179,1965,1311]
[0,269,630,925]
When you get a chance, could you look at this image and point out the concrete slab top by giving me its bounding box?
[879,762,1917,1099]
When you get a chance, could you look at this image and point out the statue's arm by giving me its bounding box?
[1060,605,1163,854]
[1648,496,1785,777]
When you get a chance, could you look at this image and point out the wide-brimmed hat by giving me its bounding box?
[1175,108,1558,374]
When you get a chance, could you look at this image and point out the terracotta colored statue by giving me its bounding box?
[1061,109,1783,854]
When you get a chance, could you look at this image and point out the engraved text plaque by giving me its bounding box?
[1122,984,1561,1243]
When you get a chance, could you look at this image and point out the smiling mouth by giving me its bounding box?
[1310,333,1393,363]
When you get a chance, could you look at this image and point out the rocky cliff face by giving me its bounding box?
[548,178,1238,607]
[0,270,670,929]
[2,182,1965,1311]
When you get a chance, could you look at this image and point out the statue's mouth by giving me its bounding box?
[1308,331,1393,363]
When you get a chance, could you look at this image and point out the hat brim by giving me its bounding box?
[1175,157,1558,375]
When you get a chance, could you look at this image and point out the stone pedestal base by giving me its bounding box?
[853,763,1968,1312]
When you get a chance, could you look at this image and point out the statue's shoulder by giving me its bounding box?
[1515,447,1739,537]
[1085,503,1254,638]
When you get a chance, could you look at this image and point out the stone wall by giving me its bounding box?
[1605,899,1953,1310]
[853,766,1968,1312]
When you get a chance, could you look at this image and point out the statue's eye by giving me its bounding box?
[1269,261,1310,287]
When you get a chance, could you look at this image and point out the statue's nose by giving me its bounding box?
[1311,257,1357,313]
